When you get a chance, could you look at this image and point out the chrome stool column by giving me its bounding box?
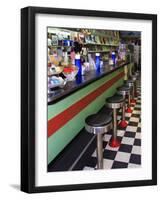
[117,86,131,128]
[126,79,136,104]
[85,113,112,169]
[131,73,140,97]
[131,75,138,98]
[106,94,124,148]
[134,70,140,76]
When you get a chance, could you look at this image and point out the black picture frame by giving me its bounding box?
[21,6,157,193]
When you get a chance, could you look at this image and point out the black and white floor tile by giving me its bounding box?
[83,82,141,170]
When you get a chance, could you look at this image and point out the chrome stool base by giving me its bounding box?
[106,95,125,148]
[125,80,136,104]
[117,86,130,128]
[85,113,112,169]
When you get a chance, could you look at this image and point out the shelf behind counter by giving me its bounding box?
[48,62,129,105]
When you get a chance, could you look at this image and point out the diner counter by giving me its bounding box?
[48,62,129,105]
[48,62,132,164]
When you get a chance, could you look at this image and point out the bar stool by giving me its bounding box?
[125,79,136,104]
[85,112,112,169]
[117,85,131,128]
[106,94,124,147]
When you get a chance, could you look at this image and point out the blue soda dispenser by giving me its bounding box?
[111,51,116,65]
[95,53,100,72]
[75,54,82,76]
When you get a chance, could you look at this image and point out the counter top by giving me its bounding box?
[48,62,128,105]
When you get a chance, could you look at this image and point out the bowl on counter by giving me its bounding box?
[48,64,64,76]
[62,65,78,81]
[48,76,67,92]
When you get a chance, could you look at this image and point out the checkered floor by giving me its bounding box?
[83,81,141,170]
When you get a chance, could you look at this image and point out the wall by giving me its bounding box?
[0,0,160,200]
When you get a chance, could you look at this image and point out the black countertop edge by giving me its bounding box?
[48,62,129,105]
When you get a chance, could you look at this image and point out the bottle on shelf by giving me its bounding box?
[88,54,96,70]
[63,51,68,66]
[81,57,86,75]
[70,48,76,65]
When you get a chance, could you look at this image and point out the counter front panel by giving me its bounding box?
[47,65,128,164]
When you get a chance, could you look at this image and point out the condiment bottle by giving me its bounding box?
[75,54,82,76]
[95,53,100,71]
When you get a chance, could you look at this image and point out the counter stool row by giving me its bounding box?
[85,71,140,169]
